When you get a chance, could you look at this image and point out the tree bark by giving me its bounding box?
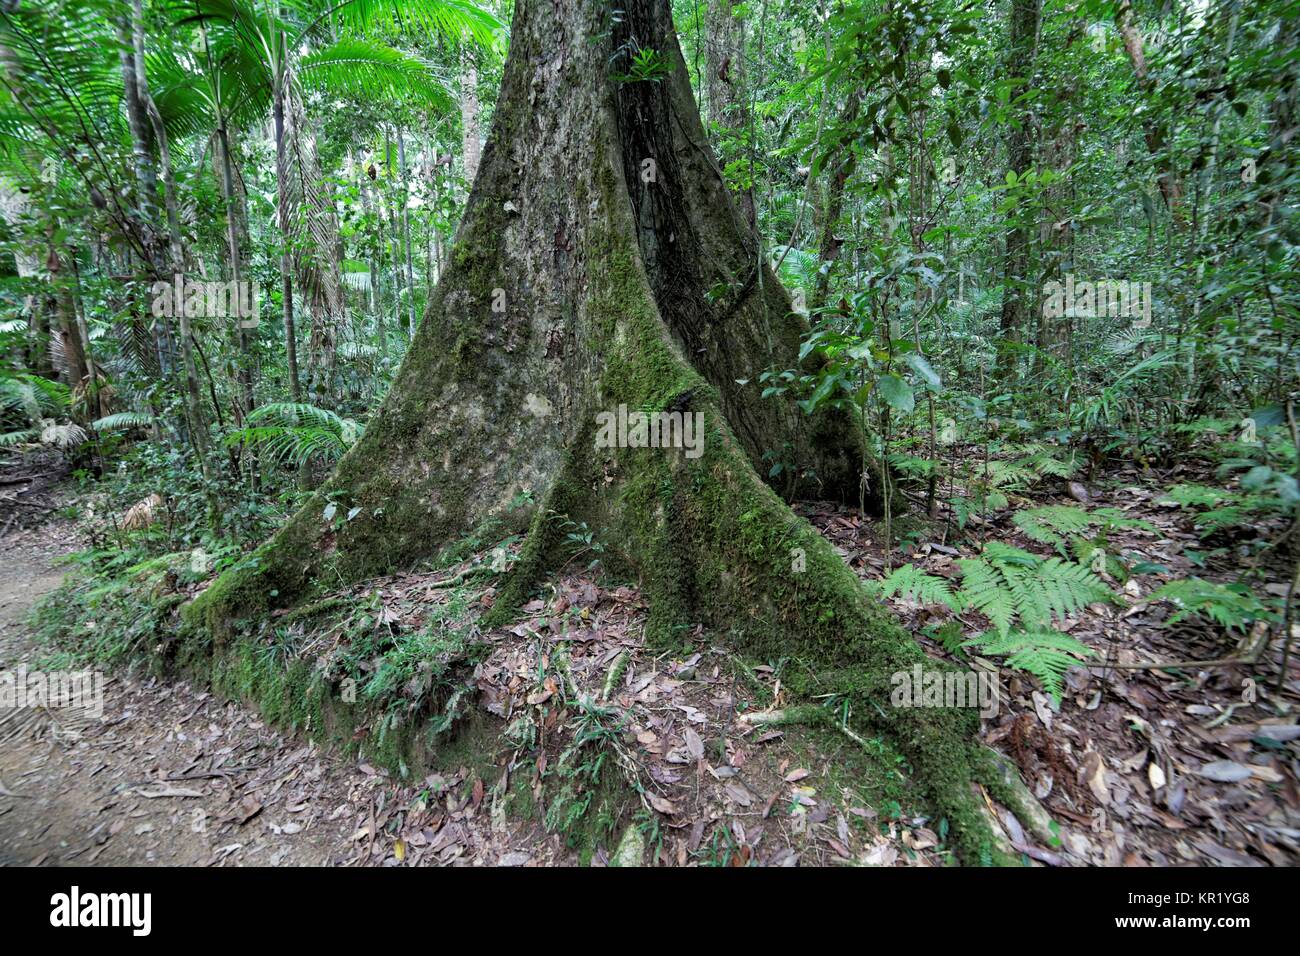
[46,232,88,393]
[1116,0,1184,226]
[272,79,302,402]
[398,127,418,339]
[811,90,861,312]
[705,0,755,229]
[995,0,1041,379]
[460,51,481,184]
[188,0,1004,862]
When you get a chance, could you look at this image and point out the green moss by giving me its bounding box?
[281,596,351,628]
[544,753,635,867]
[427,708,503,780]
[505,770,538,822]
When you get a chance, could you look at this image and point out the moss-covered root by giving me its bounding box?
[739,702,1018,866]
[977,745,1059,847]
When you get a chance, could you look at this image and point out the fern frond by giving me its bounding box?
[40,421,87,449]
[1160,483,1228,508]
[956,557,1016,636]
[0,428,38,447]
[966,627,1092,702]
[93,412,155,431]
[1013,505,1093,548]
[880,564,960,611]
[1015,449,1078,480]
[1147,578,1272,632]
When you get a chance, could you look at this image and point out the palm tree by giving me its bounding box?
[166,0,503,404]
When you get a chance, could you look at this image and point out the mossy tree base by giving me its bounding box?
[184,0,1022,863]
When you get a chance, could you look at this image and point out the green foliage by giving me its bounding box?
[962,628,1092,702]
[1013,504,1154,552]
[884,544,1111,700]
[0,373,73,446]
[612,44,673,84]
[1012,505,1094,548]
[879,563,960,611]
[225,402,363,466]
[1160,476,1297,538]
[92,411,156,432]
[957,542,1114,636]
[1146,578,1274,632]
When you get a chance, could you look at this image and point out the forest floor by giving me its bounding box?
[2,453,1298,867]
[1,494,902,866]
[803,460,1300,867]
[0,517,453,865]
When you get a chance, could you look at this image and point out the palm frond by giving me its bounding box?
[298,38,452,110]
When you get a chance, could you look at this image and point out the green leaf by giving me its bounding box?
[903,353,942,391]
[876,374,914,414]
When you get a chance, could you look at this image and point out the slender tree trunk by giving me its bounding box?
[217,124,256,420]
[354,150,385,348]
[397,127,418,338]
[460,52,481,184]
[273,78,302,401]
[46,233,88,394]
[197,17,256,421]
[0,184,54,378]
[705,0,755,228]
[134,0,208,464]
[1116,0,1184,225]
[811,90,861,312]
[116,16,158,265]
[995,0,1041,379]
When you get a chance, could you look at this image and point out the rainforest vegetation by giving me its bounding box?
[0,0,1296,867]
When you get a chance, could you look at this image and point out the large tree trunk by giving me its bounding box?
[188,0,1005,862]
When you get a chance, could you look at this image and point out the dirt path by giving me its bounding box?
[0,522,557,867]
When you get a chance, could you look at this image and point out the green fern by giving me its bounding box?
[1160,483,1229,508]
[1014,447,1079,480]
[879,564,960,611]
[956,542,1113,637]
[955,556,1017,636]
[93,411,155,432]
[1146,578,1273,632]
[1159,481,1293,537]
[1013,505,1094,548]
[983,459,1037,490]
[1014,504,1156,553]
[965,627,1093,701]
[225,402,363,467]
